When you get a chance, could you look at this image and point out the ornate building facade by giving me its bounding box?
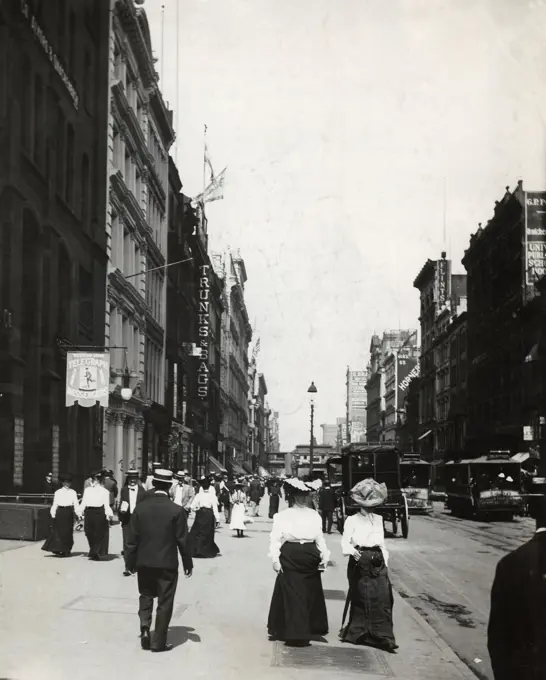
[103,0,174,478]
[0,0,110,491]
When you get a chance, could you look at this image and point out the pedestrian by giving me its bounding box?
[230,482,248,537]
[267,477,329,647]
[339,478,398,653]
[102,469,118,511]
[41,473,79,557]
[42,471,57,495]
[125,468,193,653]
[144,462,162,491]
[318,480,337,534]
[249,476,262,516]
[170,472,195,515]
[487,494,546,680]
[188,477,220,558]
[219,478,232,523]
[79,471,114,561]
[119,469,146,576]
[268,477,281,519]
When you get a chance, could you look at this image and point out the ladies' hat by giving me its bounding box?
[59,472,72,483]
[284,478,310,494]
[307,479,322,491]
[152,469,174,484]
[351,479,388,508]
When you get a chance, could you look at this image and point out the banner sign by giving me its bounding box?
[66,352,109,407]
[524,192,546,284]
[397,352,418,406]
[436,258,449,309]
[197,265,210,400]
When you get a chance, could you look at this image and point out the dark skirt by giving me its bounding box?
[84,507,109,557]
[189,507,219,558]
[339,547,397,651]
[267,542,328,642]
[269,494,280,518]
[41,506,75,555]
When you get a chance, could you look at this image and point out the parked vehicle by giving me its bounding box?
[444,451,524,520]
[334,444,409,538]
[400,454,433,513]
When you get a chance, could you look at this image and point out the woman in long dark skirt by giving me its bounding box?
[340,479,398,653]
[267,478,329,647]
[79,471,113,561]
[42,473,79,557]
[189,478,220,558]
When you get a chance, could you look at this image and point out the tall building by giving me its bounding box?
[347,369,367,436]
[462,181,543,454]
[321,423,338,447]
[365,330,416,444]
[103,0,175,478]
[0,1,111,491]
[214,250,252,473]
[383,334,419,442]
[269,411,280,453]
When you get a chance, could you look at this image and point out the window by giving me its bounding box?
[21,57,32,151]
[58,0,66,56]
[114,47,122,81]
[68,11,76,73]
[81,154,90,227]
[83,51,92,112]
[78,266,93,335]
[65,124,74,203]
[56,106,65,193]
[123,228,131,277]
[33,75,43,166]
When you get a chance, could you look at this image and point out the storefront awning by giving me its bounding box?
[228,460,245,477]
[209,455,227,474]
[258,466,270,477]
[418,430,432,441]
[242,461,253,474]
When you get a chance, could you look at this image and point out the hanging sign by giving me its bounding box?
[66,352,110,407]
[197,265,210,400]
[524,192,546,284]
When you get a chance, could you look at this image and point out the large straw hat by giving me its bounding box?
[152,469,174,484]
[284,478,310,494]
[351,479,388,508]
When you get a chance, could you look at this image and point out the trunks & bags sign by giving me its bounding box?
[197,265,210,400]
[525,192,546,285]
[66,352,110,407]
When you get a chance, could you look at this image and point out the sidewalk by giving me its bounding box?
[0,496,476,680]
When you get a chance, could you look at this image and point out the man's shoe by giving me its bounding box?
[123,570,131,576]
[140,627,151,650]
[151,643,173,653]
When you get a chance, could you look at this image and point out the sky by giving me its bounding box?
[144,0,546,450]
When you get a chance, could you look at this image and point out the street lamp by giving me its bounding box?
[120,350,133,401]
[307,382,317,477]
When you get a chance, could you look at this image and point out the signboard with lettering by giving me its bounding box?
[436,258,449,310]
[197,265,210,400]
[66,352,109,407]
[524,192,546,285]
[397,355,418,407]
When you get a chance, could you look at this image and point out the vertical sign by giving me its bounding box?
[524,192,546,284]
[436,258,448,309]
[13,416,24,487]
[52,425,60,483]
[197,265,210,399]
[397,351,419,408]
[173,363,178,417]
[66,352,110,407]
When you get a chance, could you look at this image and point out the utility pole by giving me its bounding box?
[346,366,351,444]
[309,401,315,476]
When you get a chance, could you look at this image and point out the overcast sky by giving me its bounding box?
[145,0,546,450]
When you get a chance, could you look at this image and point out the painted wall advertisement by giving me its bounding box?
[524,192,546,285]
[397,351,419,407]
[197,265,210,400]
[66,352,109,407]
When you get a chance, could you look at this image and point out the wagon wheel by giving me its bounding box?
[391,514,398,536]
[336,497,345,534]
[401,496,409,539]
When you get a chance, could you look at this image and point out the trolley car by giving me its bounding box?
[445,452,524,520]
[400,454,433,513]
[335,444,409,538]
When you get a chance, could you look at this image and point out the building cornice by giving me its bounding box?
[115,1,157,90]
[413,259,435,290]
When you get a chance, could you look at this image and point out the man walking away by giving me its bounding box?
[249,476,262,517]
[318,481,337,534]
[125,469,193,653]
[487,494,546,680]
[144,462,162,491]
[102,470,118,513]
[118,470,145,576]
[268,477,281,519]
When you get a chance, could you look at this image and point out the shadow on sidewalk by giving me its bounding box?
[43,551,87,558]
[168,625,201,648]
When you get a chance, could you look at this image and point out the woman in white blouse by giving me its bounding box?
[267,478,330,648]
[79,471,114,561]
[229,481,248,537]
[41,473,80,557]
[339,479,398,652]
[188,478,220,558]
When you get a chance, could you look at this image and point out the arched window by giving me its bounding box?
[81,153,90,227]
[33,74,43,167]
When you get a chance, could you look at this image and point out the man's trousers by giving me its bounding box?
[137,567,179,648]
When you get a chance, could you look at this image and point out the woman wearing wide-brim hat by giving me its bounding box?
[339,478,398,653]
[41,473,79,557]
[229,481,248,537]
[267,477,330,647]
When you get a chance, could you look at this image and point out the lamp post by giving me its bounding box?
[307,382,317,477]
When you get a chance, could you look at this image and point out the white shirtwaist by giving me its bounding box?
[340,512,389,566]
[268,507,330,570]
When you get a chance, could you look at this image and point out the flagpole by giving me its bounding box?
[202,124,207,212]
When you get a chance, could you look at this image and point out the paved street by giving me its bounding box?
[388,503,536,680]
[0,496,475,680]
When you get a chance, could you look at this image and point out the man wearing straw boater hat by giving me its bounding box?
[144,462,162,491]
[125,468,193,653]
[170,471,195,516]
[119,469,146,576]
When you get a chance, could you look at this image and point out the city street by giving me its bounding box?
[0,496,475,680]
[388,503,536,680]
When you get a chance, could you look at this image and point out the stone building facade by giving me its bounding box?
[0,0,110,490]
[103,0,174,479]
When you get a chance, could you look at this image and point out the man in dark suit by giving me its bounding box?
[125,469,194,653]
[119,469,146,576]
[487,494,546,680]
[318,481,337,534]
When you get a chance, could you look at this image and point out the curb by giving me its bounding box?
[393,590,479,680]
